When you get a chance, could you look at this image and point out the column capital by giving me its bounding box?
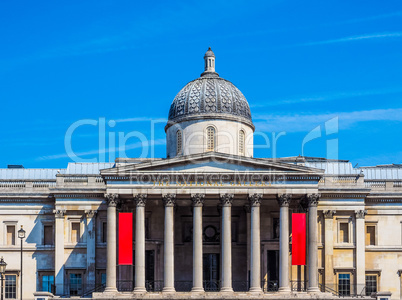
[307,193,320,207]
[323,210,336,219]
[277,194,291,207]
[85,210,97,218]
[53,209,66,218]
[191,193,205,207]
[220,193,234,207]
[105,193,120,207]
[355,210,367,219]
[135,194,147,207]
[163,193,176,207]
[248,193,262,207]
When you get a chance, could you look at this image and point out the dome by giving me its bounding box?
[166,48,253,130]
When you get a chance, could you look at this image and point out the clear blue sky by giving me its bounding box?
[1,0,401,168]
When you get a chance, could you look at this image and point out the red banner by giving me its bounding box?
[292,213,306,265]
[118,213,133,265]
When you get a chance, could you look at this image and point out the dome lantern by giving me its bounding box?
[201,47,218,77]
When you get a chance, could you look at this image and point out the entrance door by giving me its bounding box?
[145,250,156,291]
[203,253,219,291]
[267,250,279,291]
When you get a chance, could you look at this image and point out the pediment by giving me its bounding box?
[101,152,324,176]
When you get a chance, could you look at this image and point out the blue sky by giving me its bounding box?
[0,0,401,168]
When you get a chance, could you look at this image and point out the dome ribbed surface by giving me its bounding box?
[168,75,252,124]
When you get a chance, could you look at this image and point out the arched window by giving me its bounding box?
[176,130,182,155]
[206,126,215,151]
[239,130,245,155]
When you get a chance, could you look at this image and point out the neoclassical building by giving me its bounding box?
[0,49,401,300]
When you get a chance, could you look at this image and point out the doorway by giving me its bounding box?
[203,253,219,291]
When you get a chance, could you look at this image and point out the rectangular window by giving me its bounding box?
[6,226,15,246]
[102,222,107,243]
[339,223,349,243]
[338,273,350,296]
[69,273,82,296]
[366,275,377,296]
[5,275,17,299]
[42,275,54,293]
[44,225,54,245]
[71,223,80,243]
[366,226,376,246]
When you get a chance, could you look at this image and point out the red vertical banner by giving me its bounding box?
[118,212,133,265]
[292,213,306,265]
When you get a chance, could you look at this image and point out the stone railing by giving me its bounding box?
[364,180,402,191]
[0,175,105,192]
[319,175,364,187]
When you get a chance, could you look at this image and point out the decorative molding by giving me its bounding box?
[85,210,97,218]
[53,209,66,218]
[105,193,119,207]
[248,193,262,207]
[323,210,336,219]
[355,210,367,219]
[56,193,105,198]
[307,193,320,207]
[277,194,291,207]
[135,194,147,207]
[219,193,234,207]
[163,193,176,207]
[191,193,205,207]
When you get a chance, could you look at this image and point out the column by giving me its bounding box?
[85,210,97,291]
[324,210,336,289]
[307,194,320,293]
[163,194,176,293]
[134,194,147,293]
[355,210,367,294]
[191,193,205,293]
[220,193,234,292]
[105,194,119,293]
[54,209,66,295]
[249,193,263,293]
[277,194,291,293]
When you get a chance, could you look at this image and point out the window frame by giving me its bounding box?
[365,273,379,296]
[68,217,84,244]
[66,270,85,296]
[4,273,17,299]
[38,271,55,293]
[365,222,378,246]
[336,217,353,245]
[238,129,245,155]
[206,126,216,152]
[42,221,54,246]
[337,272,351,296]
[176,130,183,155]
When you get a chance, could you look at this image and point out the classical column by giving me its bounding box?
[324,210,336,289]
[249,193,263,293]
[355,210,367,294]
[191,193,205,293]
[54,209,66,295]
[105,194,119,293]
[220,193,234,292]
[134,194,147,293]
[163,194,176,293]
[85,210,97,291]
[307,194,320,293]
[277,194,291,293]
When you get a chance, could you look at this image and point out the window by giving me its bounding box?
[239,130,245,155]
[366,225,376,246]
[42,275,54,293]
[44,225,54,245]
[102,222,107,243]
[6,226,15,246]
[101,273,106,286]
[338,273,350,296]
[366,275,377,296]
[5,275,16,299]
[206,126,215,151]
[69,273,82,296]
[71,223,80,243]
[273,218,279,239]
[176,130,182,155]
[339,223,349,243]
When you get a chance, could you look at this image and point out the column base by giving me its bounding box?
[162,287,176,293]
[191,287,205,293]
[133,287,147,294]
[278,287,291,293]
[103,287,118,293]
[307,287,321,293]
[220,287,234,293]
[249,287,263,293]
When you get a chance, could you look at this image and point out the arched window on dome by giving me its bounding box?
[239,130,245,156]
[206,126,216,151]
[176,130,183,155]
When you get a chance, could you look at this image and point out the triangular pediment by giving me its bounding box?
[101,152,324,176]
